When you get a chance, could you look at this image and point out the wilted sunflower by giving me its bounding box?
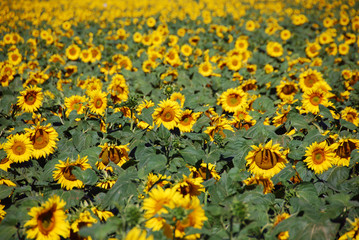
[125,227,154,240]
[25,123,58,159]
[24,195,70,240]
[88,91,107,116]
[217,88,248,113]
[332,138,359,167]
[177,109,201,133]
[53,156,92,190]
[3,133,34,163]
[64,95,88,117]
[245,140,287,178]
[17,85,44,113]
[98,143,130,168]
[243,175,274,194]
[152,99,182,130]
[173,174,204,197]
[304,141,335,174]
[302,88,330,114]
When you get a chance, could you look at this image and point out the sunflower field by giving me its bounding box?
[1,0,359,239]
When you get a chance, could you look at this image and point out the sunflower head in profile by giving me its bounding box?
[152,99,182,130]
[304,141,335,174]
[332,138,359,167]
[3,133,34,163]
[217,88,248,113]
[24,195,70,240]
[25,123,58,159]
[98,143,130,167]
[245,140,287,178]
[70,211,97,239]
[17,85,44,113]
[189,162,221,181]
[243,175,274,194]
[53,156,92,190]
[173,174,204,197]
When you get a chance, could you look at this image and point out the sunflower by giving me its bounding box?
[232,109,256,130]
[280,29,291,41]
[189,162,221,181]
[91,207,114,221]
[108,74,129,104]
[53,156,92,190]
[177,109,202,133]
[88,91,107,116]
[204,115,234,141]
[243,175,274,194]
[217,88,248,113]
[3,133,33,163]
[0,157,13,171]
[164,48,181,67]
[64,95,88,117]
[0,178,16,187]
[276,80,299,101]
[143,173,171,194]
[302,88,329,114]
[98,143,130,167]
[0,205,6,223]
[25,123,58,159]
[152,99,182,130]
[96,176,116,189]
[266,41,283,57]
[174,174,204,197]
[24,195,70,240]
[298,69,324,92]
[125,227,154,240]
[70,211,97,239]
[80,49,92,63]
[198,61,213,77]
[341,107,359,126]
[170,92,185,108]
[338,43,350,55]
[273,213,290,240]
[245,20,256,31]
[136,99,155,115]
[240,79,258,92]
[17,85,44,113]
[332,138,359,167]
[180,44,192,57]
[245,140,287,178]
[304,141,335,174]
[226,55,242,71]
[338,218,359,240]
[65,44,81,61]
[8,50,22,65]
[305,42,321,58]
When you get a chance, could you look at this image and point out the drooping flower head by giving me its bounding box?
[98,143,130,168]
[331,138,359,167]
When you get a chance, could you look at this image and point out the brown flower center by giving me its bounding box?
[282,84,296,95]
[161,108,175,122]
[94,98,103,108]
[254,149,279,170]
[304,74,318,88]
[11,141,26,155]
[69,47,77,55]
[336,140,356,158]
[312,149,325,164]
[63,166,76,181]
[180,115,193,126]
[227,93,241,107]
[37,206,56,235]
[31,128,50,149]
[25,91,37,105]
[309,94,322,106]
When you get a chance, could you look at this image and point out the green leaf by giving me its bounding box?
[179,145,204,165]
[73,168,98,186]
[0,185,14,200]
[340,119,357,130]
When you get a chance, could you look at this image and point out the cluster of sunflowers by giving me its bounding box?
[1,0,359,239]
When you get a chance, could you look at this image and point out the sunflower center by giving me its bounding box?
[304,74,318,87]
[181,115,193,126]
[345,112,356,123]
[63,166,76,181]
[273,46,280,53]
[202,65,209,72]
[254,149,278,170]
[109,148,121,164]
[227,93,241,107]
[72,102,81,111]
[336,140,356,158]
[95,99,103,108]
[37,207,56,234]
[312,150,325,164]
[282,84,296,95]
[309,95,321,106]
[31,129,50,149]
[242,83,256,92]
[11,141,26,155]
[161,108,175,122]
[309,45,317,53]
[69,48,76,55]
[25,92,37,105]
[12,54,19,61]
[115,85,124,94]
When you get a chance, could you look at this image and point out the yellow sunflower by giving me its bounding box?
[80,49,92,63]
[305,42,321,58]
[96,177,116,189]
[24,195,70,240]
[180,44,193,57]
[152,99,182,130]
[266,41,283,58]
[0,204,6,223]
[125,227,154,240]
[53,156,92,190]
[198,61,213,77]
[173,174,204,197]
[64,95,88,117]
[0,157,13,171]
[98,143,130,167]
[217,88,248,113]
[70,211,97,239]
[143,173,171,194]
[245,140,287,178]
[304,141,335,174]
[243,175,274,194]
[88,91,107,116]
[298,69,324,92]
[276,80,299,101]
[301,88,329,114]
[136,99,155,115]
[170,92,185,108]
[17,85,44,113]
[65,44,81,61]
[332,138,359,167]
[0,178,16,187]
[25,123,58,159]
[8,50,22,66]
[226,55,242,71]
[91,207,114,221]
[204,115,234,141]
[3,133,33,163]
[341,107,359,126]
[107,74,129,104]
[177,109,202,133]
[338,218,359,240]
[189,162,221,181]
